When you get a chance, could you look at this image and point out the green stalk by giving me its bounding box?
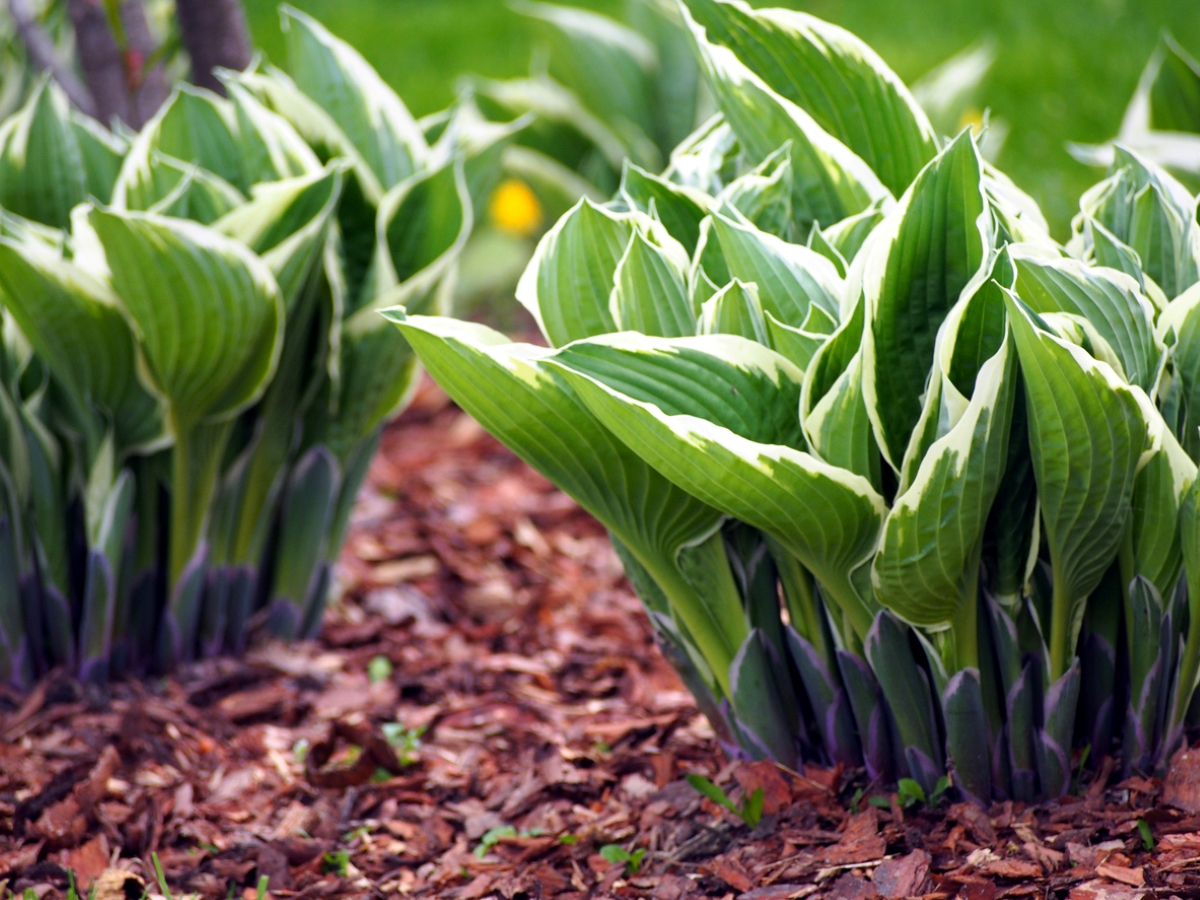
[1048,564,1074,682]
[640,531,747,698]
[169,418,234,589]
[949,541,984,674]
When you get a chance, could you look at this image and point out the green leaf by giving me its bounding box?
[800,297,879,485]
[89,209,283,430]
[682,8,892,231]
[386,314,745,694]
[718,144,794,239]
[697,279,768,343]
[0,80,87,228]
[376,158,473,302]
[1004,292,1146,679]
[697,212,841,328]
[872,334,1015,630]
[115,86,246,206]
[549,332,885,640]
[143,157,247,224]
[610,229,694,338]
[70,109,128,206]
[1012,251,1162,392]
[680,0,937,194]
[91,208,284,604]
[1150,35,1200,133]
[620,161,713,256]
[514,0,657,140]
[281,5,428,189]
[224,80,322,185]
[517,198,639,347]
[0,239,164,455]
[862,129,990,469]
[686,774,741,816]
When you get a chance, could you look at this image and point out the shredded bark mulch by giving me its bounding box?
[5,380,1200,900]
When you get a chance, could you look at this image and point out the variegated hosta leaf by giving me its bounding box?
[223,80,322,185]
[89,208,284,429]
[717,144,794,239]
[1083,216,1170,311]
[71,110,129,207]
[801,297,878,485]
[680,0,937,195]
[873,333,1016,630]
[376,157,473,304]
[281,4,429,190]
[665,114,740,197]
[1005,292,1146,678]
[820,202,886,266]
[681,7,892,231]
[0,239,164,455]
[514,0,658,141]
[620,161,714,255]
[385,314,747,693]
[1171,482,1200,733]
[1130,414,1195,603]
[1156,283,1200,460]
[548,332,886,640]
[1010,246,1162,391]
[214,164,345,310]
[115,86,246,209]
[0,80,87,229]
[517,198,649,346]
[697,279,769,343]
[144,158,246,225]
[862,129,991,470]
[694,212,842,328]
[984,165,1056,251]
[610,229,694,338]
[1150,36,1200,133]
[1078,146,1200,299]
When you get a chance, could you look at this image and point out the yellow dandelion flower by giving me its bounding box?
[959,107,985,137]
[489,179,543,237]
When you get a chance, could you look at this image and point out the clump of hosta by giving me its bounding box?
[390,0,1200,803]
[0,6,524,688]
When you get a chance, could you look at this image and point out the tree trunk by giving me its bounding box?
[175,0,252,95]
[9,0,97,115]
[65,0,169,128]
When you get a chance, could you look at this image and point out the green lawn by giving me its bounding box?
[244,0,1200,237]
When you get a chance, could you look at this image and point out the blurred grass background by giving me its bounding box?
[243,0,1200,237]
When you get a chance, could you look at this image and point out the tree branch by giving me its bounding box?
[8,0,97,115]
[175,0,251,95]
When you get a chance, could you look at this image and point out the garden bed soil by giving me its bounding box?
[5,379,1200,900]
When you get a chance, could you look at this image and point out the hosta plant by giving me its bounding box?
[391,0,1200,803]
[0,6,519,687]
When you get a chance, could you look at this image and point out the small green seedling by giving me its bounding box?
[382,722,425,765]
[474,825,544,859]
[558,834,579,845]
[292,738,310,763]
[152,853,174,900]
[368,655,394,684]
[323,849,351,876]
[1138,818,1155,851]
[895,775,952,809]
[599,844,646,875]
[686,774,765,827]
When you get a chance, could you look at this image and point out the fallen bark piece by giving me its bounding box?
[1094,863,1144,887]
[872,849,932,898]
[1163,747,1200,813]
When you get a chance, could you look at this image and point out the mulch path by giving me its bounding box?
[6,379,1200,900]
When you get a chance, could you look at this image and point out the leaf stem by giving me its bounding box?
[169,418,232,590]
[1048,564,1073,682]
